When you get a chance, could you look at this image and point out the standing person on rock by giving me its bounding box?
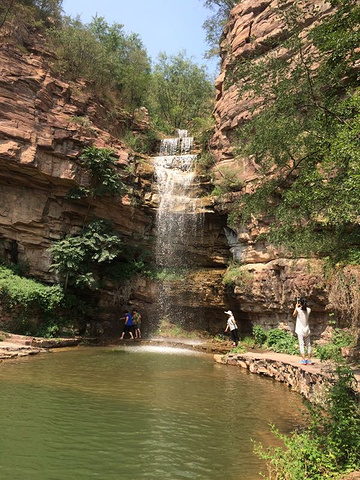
[292,297,313,365]
[120,310,134,340]
[132,308,142,339]
[224,310,239,347]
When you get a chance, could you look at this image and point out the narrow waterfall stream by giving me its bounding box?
[153,129,200,326]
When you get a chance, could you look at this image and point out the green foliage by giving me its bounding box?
[21,0,63,21]
[222,263,252,288]
[212,167,245,195]
[316,328,356,361]
[239,335,256,349]
[0,263,76,337]
[50,219,150,289]
[230,0,360,261]
[149,51,214,132]
[70,116,93,128]
[202,0,239,58]
[49,15,151,109]
[153,268,187,282]
[255,363,360,479]
[67,146,124,199]
[0,264,64,313]
[123,128,161,155]
[154,317,198,339]
[0,0,63,31]
[252,325,299,355]
[265,329,299,355]
[230,344,246,354]
[253,325,267,345]
[50,220,123,288]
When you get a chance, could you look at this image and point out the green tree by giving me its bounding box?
[50,220,151,290]
[150,51,214,132]
[202,0,238,58]
[49,15,151,108]
[229,0,360,261]
[50,220,124,289]
[89,16,151,109]
[66,146,125,200]
[0,0,62,33]
[24,0,63,20]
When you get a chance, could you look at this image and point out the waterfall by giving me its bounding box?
[153,130,199,325]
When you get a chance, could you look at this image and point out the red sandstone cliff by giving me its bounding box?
[210,0,359,335]
[0,31,232,334]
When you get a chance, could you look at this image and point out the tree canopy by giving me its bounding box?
[49,15,151,110]
[202,0,239,58]
[149,51,214,132]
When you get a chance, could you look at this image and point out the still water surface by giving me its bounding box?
[0,346,305,480]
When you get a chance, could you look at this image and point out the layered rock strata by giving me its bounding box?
[0,35,232,333]
[209,1,344,335]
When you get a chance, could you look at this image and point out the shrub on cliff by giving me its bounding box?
[49,219,150,290]
[0,0,63,31]
[66,146,125,200]
[222,263,253,289]
[202,0,239,58]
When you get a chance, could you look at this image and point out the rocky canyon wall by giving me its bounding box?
[209,0,358,336]
[0,33,232,335]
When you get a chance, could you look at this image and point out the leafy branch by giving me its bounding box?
[66,146,125,200]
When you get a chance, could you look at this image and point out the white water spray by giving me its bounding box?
[153,130,200,322]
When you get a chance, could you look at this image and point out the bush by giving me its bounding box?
[211,168,245,196]
[0,264,64,314]
[49,16,151,108]
[0,264,71,336]
[252,325,299,355]
[50,219,151,289]
[255,363,360,479]
[155,318,197,339]
[223,264,252,288]
[66,146,125,200]
[265,329,299,355]
[123,128,160,155]
[316,328,356,361]
[253,325,267,345]
[231,344,247,354]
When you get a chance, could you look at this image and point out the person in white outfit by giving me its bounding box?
[292,297,313,365]
[224,310,239,347]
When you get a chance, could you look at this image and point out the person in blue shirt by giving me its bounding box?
[120,310,134,340]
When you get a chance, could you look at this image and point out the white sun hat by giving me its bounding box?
[224,310,233,315]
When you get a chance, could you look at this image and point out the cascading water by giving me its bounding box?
[153,129,200,325]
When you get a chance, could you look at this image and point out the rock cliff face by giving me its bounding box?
[209,0,352,335]
[1,4,355,339]
[0,33,232,334]
[212,0,333,162]
[0,38,150,278]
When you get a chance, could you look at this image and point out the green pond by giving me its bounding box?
[0,345,305,480]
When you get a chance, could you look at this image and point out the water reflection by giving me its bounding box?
[0,347,306,480]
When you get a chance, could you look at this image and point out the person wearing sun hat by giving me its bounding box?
[224,310,239,346]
